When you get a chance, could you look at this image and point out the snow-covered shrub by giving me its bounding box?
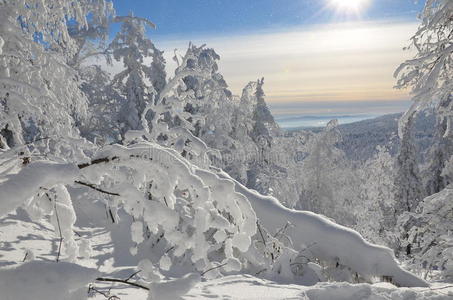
[75,143,257,275]
[397,188,453,281]
[245,221,324,285]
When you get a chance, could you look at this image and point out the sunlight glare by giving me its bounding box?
[328,0,370,15]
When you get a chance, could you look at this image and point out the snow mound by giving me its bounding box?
[0,261,99,300]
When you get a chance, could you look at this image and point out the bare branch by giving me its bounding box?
[95,277,149,290]
[77,156,119,169]
[74,181,120,196]
[200,262,228,276]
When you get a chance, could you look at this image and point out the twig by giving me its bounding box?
[274,221,293,238]
[108,207,116,223]
[257,221,266,246]
[255,268,267,276]
[125,270,141,282]
[200,262,228,276]
[88,285,110,298]
[164,246,175,254]
[151,233,164,248]
[46,192,63,262]
[54,199,63,262]
[88,284,120,299]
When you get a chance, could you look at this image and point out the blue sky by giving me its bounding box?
[112,0,423,37]
[108,1,425,121]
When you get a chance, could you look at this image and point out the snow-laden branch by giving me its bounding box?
[0,162,79,217]
[207,169,430,288]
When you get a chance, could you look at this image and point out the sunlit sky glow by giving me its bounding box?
[109,0,424,116]
[327,0,371,16]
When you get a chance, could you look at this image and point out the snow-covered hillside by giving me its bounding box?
[293,112,436,162]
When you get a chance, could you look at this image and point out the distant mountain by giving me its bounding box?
[295,113,436,162]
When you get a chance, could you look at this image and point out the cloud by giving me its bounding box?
[156,20,418,105]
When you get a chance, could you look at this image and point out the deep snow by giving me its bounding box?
[1,211,451,300]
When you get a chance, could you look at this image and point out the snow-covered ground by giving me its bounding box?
[1,212,451,300]
[93,275,453,300]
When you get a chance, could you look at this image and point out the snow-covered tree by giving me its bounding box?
[251,78,279,144]
[0,0,110,148]
[296,120,358,225]
[394,0,453,280]
[356,146,397,246]
[394,113,424,216]
[149,44,167,96]
[67,1,115,68]
[78,65,122,144]
[394,0,452,136]
[397,188,453,281]
[141,44,224,167]
[109,15,157,135]
[423,114,453,195]
[244,78,282,193]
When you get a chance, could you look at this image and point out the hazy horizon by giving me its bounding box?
[269,99,409,128]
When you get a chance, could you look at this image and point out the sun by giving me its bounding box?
[328,0,370,14]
